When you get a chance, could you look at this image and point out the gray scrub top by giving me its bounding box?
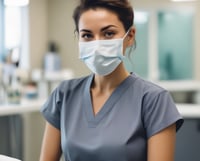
[41,73,183,161]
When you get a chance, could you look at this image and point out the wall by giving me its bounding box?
[47,0,90,77]
[23,1,48,161]
[194,5,200,80]
[29,0,48,70]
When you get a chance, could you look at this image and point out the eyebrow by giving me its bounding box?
[80,25,117,33]
[100,25,117,32]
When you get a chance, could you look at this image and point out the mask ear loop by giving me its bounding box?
[122,28,132,40]
[121,27,133,58]
[126,39,137,70]
[124,26,136,59]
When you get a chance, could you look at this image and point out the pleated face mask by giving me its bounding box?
[79,30,129,76]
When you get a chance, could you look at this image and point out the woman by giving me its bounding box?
[39,0,183,161]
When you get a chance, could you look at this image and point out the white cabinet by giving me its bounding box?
[175,119,200,161]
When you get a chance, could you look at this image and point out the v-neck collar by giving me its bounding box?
[83,74,135,128]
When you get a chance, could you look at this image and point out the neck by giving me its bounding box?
[92,64,130,92]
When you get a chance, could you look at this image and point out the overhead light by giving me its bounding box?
[135,11,149,24]
[171,0,196,2]
[4,0,29,6]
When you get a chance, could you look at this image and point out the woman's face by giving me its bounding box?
[78,8,129,43]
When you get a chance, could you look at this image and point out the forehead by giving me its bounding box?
[78,8,124,31]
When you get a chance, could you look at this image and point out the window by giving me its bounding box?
[124,11,149,79]
[0,0,29,68]
[0,0,4,62]
[124,9,194,81]
[158,10,194,80]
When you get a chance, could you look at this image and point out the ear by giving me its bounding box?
[127,26,136,47]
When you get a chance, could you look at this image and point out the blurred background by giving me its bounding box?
[0,0,200,161]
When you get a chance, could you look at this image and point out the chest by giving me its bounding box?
[90,89,113,116]
[60,90,147,161]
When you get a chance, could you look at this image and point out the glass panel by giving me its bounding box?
[0,0,4,62]
[158,11,194,80]
[1,3,29,68]
[124,11,149,79]
[5,7,21,49]
[2,6,22,67]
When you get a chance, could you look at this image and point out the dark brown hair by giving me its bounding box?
[73,0,134,32]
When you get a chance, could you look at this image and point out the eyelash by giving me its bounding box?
[104,31,115,38]
[80,31,116,41]
[81,33,93,39]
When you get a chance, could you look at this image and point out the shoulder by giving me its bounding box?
[42,74,92,111]
[56,74,92,93]
[131,73,168,97]
[130,73,174,109]
[130,73,183,136]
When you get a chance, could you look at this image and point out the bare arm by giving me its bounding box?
[39,122,62,161]
[148,124,176,161]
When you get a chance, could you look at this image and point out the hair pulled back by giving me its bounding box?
[73,0,134,32]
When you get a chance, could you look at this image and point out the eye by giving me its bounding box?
[80,33,93,41]
[104,31,116,39]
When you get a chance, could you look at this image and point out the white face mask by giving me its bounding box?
[79,31,129,76]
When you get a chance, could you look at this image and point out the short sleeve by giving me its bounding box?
[143,90,184,138]
[40,87,63,130]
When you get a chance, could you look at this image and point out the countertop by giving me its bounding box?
[0,98,45,116]
[176,104,200,118]
[0,99,200,118]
